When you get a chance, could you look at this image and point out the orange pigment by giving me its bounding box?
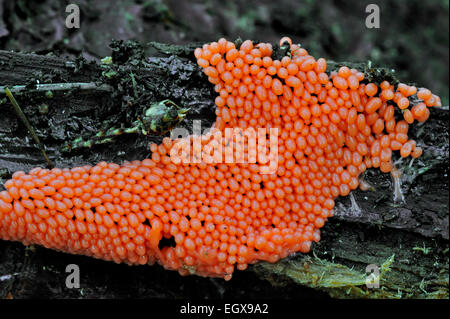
[0,38,441,280]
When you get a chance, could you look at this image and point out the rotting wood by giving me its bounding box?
[0,44,448,299]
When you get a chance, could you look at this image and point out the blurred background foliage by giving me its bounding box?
[0,0,448,104]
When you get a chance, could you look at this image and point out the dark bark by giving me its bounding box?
[0,44,448,299]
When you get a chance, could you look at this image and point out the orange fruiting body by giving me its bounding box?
[0,37,440,280]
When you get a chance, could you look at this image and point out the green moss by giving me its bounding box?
[253,254,398,298]
[253,249,448,299]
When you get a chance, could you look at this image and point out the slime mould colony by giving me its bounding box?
[0,37,442,280]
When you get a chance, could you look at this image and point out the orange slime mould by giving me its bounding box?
[0,37,441,280]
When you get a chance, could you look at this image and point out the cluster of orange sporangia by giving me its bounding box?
[0,37,440,280]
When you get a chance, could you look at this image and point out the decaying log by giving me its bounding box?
[0,42,448,299]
